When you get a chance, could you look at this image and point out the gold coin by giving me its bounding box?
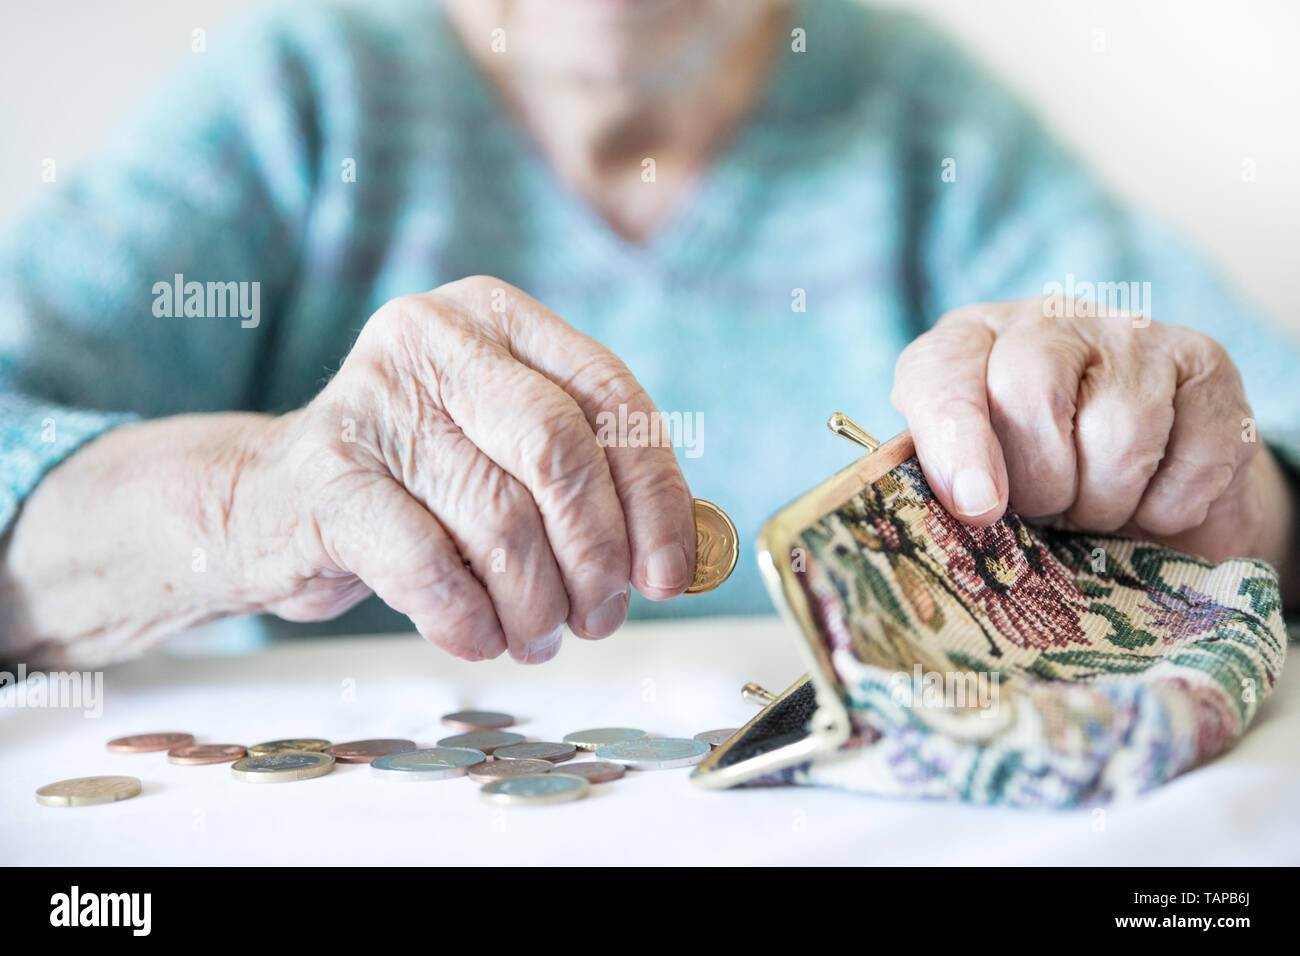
[247,738,330,756]
[685,499,738,594]
[36,775,142,808]
[231,752,336,784]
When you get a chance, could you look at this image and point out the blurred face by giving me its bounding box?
[448,0,784,91]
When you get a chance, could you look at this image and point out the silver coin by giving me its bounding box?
[493,741,576,763]
[436,730,526,754]
[480,773,590,807]
[467,759,554,783]
[370,747,487,781]
[231,751,335,784]
[693,728,739,749]
[441,710,516,731]
[595,737,711,770]
[561,727,647,751]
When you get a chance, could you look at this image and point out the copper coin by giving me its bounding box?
[694,729,739,749]
[107,732,194,753]
[493,741,577,763]
[324,739,417,763]
[436,730,525,754]
[556,761,626,783]
[441,710,516,731]
[466,759,555,783]
[167,743,247,765]
[685,499,739,594]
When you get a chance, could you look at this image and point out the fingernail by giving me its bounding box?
[515,626,563,665]
[584,587,629,638]
[952,468,998,516]
[646,543,689,590]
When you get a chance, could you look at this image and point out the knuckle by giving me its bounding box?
[565,351,639,411]
[522,406,608,498]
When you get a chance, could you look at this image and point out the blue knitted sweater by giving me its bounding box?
[3,0,1297,641]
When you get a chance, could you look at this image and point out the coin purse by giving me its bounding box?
[691,419,1289,806]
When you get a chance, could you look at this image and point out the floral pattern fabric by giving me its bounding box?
[790,458,1287,806]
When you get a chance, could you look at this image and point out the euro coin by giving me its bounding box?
[370,747,486,781]
[693,729,739,749]
[247,738,330,756]
[436,730,525,754]
[493,741,576,763]
[561,727,646,751]
[167,744,247,765]
[441,710,515,731]
[556,761,625,783]
[36,775,142,808]
[466,759,554,783]
[480,773,589,807]
[106,732,193,753]
[686,499,738,594]
[595,737,711,770]
[324,739,416,763]
[231,752,335,784]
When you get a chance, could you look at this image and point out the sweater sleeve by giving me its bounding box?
[0,7,322,537]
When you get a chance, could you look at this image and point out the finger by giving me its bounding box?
[411,417,571,663]
[404,287,637,643]
[891,305,1009,525]
[1068,320,1177,531]
[985,311,1088,519]
[321,475,507,662]
[442,278,696,603]
[1133,330,1254,537]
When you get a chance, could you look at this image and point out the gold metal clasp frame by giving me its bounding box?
[692,414,914,789]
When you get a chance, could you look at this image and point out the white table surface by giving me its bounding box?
[3,615,1297,866]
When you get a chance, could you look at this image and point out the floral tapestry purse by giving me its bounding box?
[691,415,1289,806]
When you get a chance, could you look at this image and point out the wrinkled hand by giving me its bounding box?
[236,277,696,663]
[891,297,1295,572]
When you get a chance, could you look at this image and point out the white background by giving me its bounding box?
[0,0,1296,332]
[5,619,1298,865]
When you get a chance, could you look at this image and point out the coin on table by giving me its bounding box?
[324,739,416,764]
[467,759,554,783]
[441,710,516,732]
[106,732,194,753]
[686,499,739,594]
[231,751,335,784]
[556,761,626,784]
[480,773,590,807]
[247,738,331,756]
[693,729,739,749]
[595,737,711,770]
[370,747,487,782]
[562,727,646,751]
[36,775,142,808]
[167,743,247,765]
[436,730,525,754]
[493,741,576,763]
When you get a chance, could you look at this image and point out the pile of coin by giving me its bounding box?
[37,716,742,809]
[35,499,744,808]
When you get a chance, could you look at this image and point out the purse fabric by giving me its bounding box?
[791,457,1288,807]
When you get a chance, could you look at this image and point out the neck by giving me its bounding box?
[442,1,788,241]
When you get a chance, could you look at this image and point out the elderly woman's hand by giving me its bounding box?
[234,277,696,663]
[891,297,1296,578]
